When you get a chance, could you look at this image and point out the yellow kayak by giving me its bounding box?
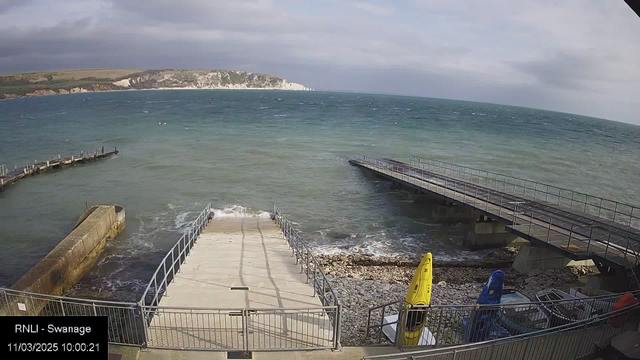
[403,252,432,346]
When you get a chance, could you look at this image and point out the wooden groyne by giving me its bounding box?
[0,147,118,192]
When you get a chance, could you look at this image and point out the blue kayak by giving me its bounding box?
[464,270,510,342]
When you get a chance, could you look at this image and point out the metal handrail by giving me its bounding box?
[140,203,212,306]
[363,299,640,360]
[353,155,640,267]
[273,205,342,349]
[366,289,640,347]
[141,304,338,311]
[369,290,640,312]
[273,205,340,308]
[410,155,640,229]
[1,286,145,346]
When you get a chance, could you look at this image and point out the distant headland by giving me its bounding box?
[0,68,311,99]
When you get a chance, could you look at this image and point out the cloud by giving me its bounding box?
[0,0,29,13]
[352,1,394,16]
[0,0,639,124]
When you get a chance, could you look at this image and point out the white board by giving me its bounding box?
[381,314,436,346]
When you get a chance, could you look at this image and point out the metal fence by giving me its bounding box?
[410,156,640,230]
[0,287,145,346]
[273,205,342,348]
[273,205,341,310]
[142,305,338,351]
[363,299,640,360]
[0,203,342,351]
[353,155,640,269]
[141,203,212,307]
[136,204,341,351]
[366,290,639,350]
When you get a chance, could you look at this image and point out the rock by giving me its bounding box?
[317,252,577,347]
[528,268,543,276]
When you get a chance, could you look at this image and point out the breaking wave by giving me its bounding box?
[211,204,271,218]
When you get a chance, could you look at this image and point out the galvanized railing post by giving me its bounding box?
[153,277,158,305]
[435,307,443,348]
[137,301,149,348]
[313,262,317,296]
[334,303,342,350]
[163,261,168,297]
[395,306,406,350]
[306,248,310,283]
[598,198,603,218]
[242,309,249,351]
[171,248,176,279]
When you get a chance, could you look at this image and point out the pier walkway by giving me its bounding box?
[0,147,118,192]
[350,155,640,273]
[140,205,340,351]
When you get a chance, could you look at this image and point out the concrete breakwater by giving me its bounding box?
[0,147,118,192]
[2,205,125,315]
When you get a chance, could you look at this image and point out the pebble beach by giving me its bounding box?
[316,249,594,346]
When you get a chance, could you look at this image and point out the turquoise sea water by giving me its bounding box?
[1,90,639,299]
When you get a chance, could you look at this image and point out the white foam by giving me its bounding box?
[174,212,192,229]
[313,240,484,261]
[212,205,271,218]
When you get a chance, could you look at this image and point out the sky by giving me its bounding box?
[1,0,639,125]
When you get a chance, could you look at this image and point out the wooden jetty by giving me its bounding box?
[0,147,118,192]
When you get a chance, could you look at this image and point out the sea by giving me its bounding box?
[1,90,639,300]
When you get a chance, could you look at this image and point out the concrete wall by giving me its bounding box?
[11,205,125,298]
[512,245,595,274]
[464,219,518,249]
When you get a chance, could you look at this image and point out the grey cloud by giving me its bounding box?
[508,50,637,94]
[0,0,29,13]
[508,52,599,91]
[0,0,639,124]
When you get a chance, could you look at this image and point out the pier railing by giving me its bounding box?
[363,298,640,360]
[409,156,640,230]
[353,155,640,269]
[140,203,212,307]
[272,205,342,349]
[366,290,640,350]
[0,147,118,192]
[0,203,341,351]
[0,287,145,346]
[141,304,338,351]
[133,205,341,351]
